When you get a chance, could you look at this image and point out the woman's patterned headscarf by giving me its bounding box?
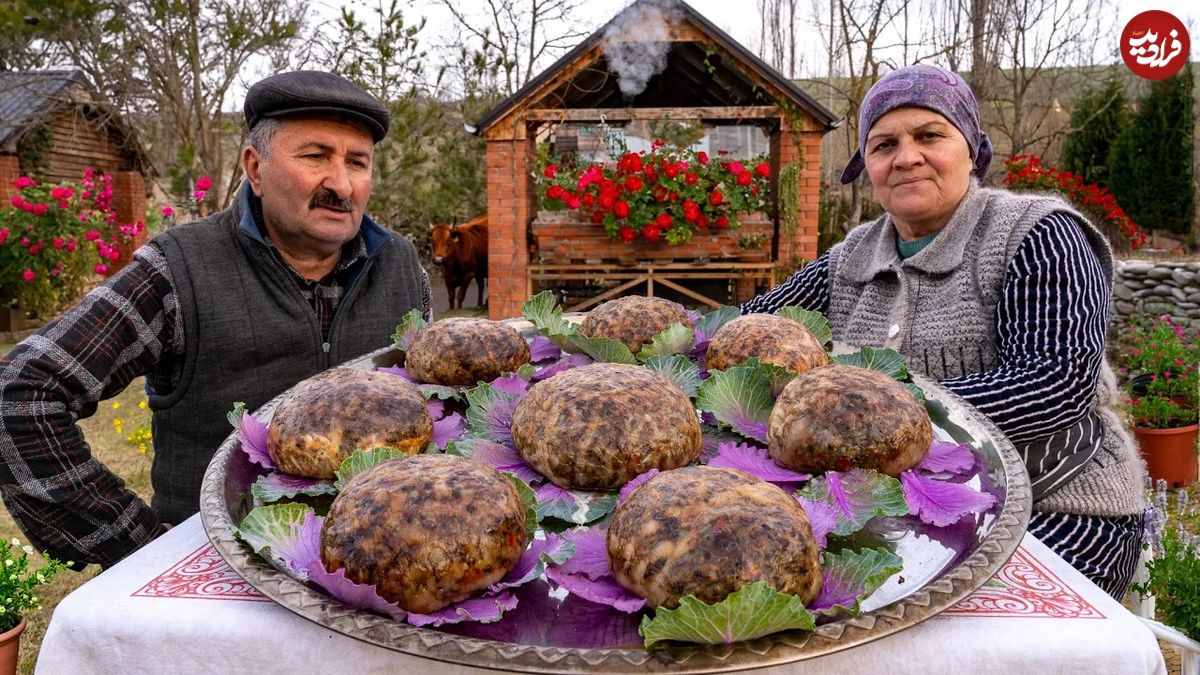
[839,64,993,184]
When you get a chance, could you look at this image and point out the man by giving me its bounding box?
[0,71,431,568]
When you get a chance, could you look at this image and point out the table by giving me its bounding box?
[36,515,1166,675]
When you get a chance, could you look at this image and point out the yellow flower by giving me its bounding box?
[138,400,148,411]
[110,401,120,410]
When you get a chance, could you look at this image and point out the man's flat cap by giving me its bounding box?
[244,71,390,142]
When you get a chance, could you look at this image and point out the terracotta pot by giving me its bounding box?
[0,617,26,675]
[1133,423,1199,488]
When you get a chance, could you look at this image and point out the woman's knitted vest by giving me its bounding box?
[825,185,1146,517]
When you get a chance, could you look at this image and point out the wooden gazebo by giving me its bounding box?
[474,0,837,319]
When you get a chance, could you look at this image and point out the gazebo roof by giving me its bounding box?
[474,0,839,135]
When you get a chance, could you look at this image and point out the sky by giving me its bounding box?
[283,0,1196,108]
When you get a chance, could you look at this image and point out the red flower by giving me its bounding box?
[9,195,22,208]
[195,176,213,191]
[546,185,565,200]
[566,196,582,210]
[21,269,34,282]
[591,210,604,224]
[13,176,33,190]
[714,215,730,229]
[754,162,770,178]
[641,224,662,242]
[736,172,752,186]
[624,176,644,192]
[31,203,48,216]
[53,237,64,249]
[619,226,636,243]
[726,161,745,175]
[614,201,630,218]
[697,151,709,165]
[655,213,673,228]
[543,164,559,178]
[684,173,698,186]
[709,190,724,206]
[582,193,595,208]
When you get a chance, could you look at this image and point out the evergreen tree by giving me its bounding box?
[1108,67,1195,235]
[1062,76,1128,188]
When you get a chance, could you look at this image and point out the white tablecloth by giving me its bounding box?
[36,515,1166,674]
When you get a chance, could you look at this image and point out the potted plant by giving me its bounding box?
[1118,315,1199,487]
[534,139,772,248]
[1133,483,1200,649]
[0,537,66,674]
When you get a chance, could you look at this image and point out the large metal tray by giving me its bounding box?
[200,333,1031,673]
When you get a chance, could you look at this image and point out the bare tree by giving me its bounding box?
[23,0,307,209]
[758,0,800,77]
[986,0,1111,158]
[430,0,592,96]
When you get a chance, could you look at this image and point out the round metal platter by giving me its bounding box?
[200,327,1032,673]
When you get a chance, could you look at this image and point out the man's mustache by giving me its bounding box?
[310,190,352,212]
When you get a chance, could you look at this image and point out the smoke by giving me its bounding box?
[602,0,682,99]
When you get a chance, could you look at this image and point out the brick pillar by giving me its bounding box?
[109,171,148,274]
[486,131,534,320]
[0,155,22,204]
[775,116,821,272]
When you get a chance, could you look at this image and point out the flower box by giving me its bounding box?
[531,211,774,264]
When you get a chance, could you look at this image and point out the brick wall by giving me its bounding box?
[775,120,821,268]
[0,155,21,204]
[109,170,148,274]
[487,136,534,320]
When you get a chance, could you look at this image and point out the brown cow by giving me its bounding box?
[429,215,488,309]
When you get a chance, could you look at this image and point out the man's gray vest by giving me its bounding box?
[147,194,426,524]
[826,184,1146,518]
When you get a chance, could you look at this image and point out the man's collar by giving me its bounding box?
[236,181,391,257]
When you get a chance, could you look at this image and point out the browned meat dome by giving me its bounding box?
[406,318,531,386]
[768,364,931,476]
[268,368,432,479]
[578,296,691,353]
[705,313,829,373]
[510,363,701,489]
[608,466,822,609]
[320,454,528,614]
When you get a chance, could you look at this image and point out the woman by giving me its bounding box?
[744,64,1147,598]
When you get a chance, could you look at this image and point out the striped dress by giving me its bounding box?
[743,212,1143,598]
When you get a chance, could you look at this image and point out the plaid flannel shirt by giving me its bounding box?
[0,229,383,569]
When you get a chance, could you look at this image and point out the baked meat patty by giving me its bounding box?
[320,454,528,614]
[768,364,931,476]
[607,466,822,609]
[406,318,531,386]
[578,296,691,353]
[510,363,701,489]
[705,313,829,373]
[267,368,432,479]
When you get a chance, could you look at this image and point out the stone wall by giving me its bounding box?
[1114,259,1200,337]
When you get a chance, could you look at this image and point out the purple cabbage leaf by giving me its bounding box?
[640,355,701,397]
[639,581,815,647]
[527,335,562,363]
[709,441,810,485]
[900,471,997,527]
[228,403,274,470]
[636,323,696,360]
[390,308,428,352]
[919,440,977,474]
[618,469,660,504]
[796,469,908,537]
[810,547,903,616]
[694,361,774,443]
[249,473,337,504]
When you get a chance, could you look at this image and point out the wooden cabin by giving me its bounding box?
[474,0,837,319]
[0,69,152,250]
